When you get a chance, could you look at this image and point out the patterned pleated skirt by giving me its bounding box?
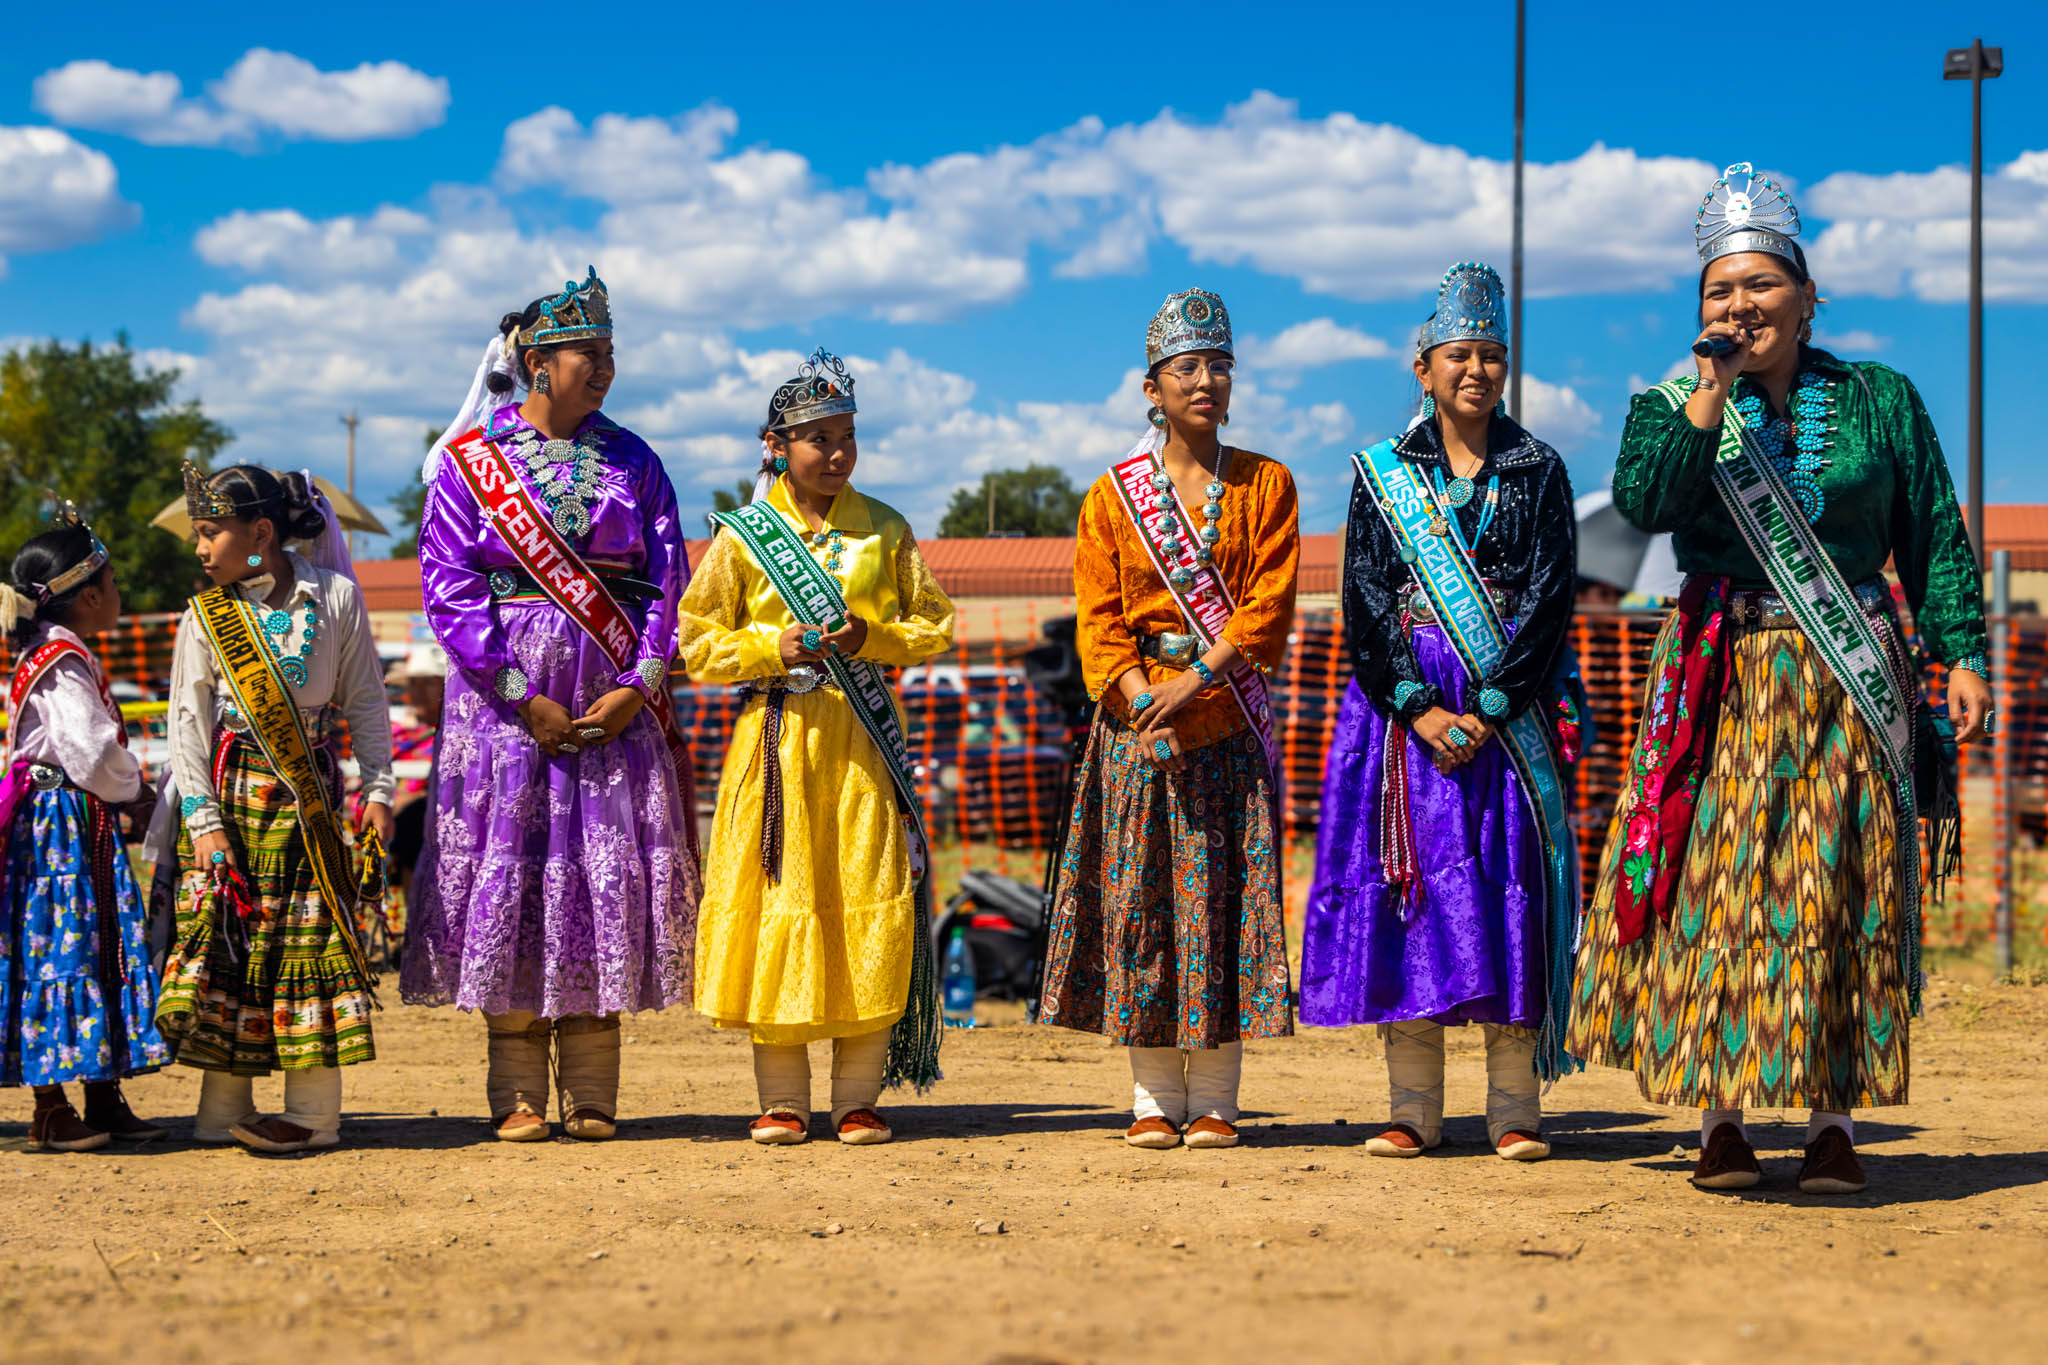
[157,737,375,1074]
[1039,710,1292,1050]
[1568,607,1911,1110]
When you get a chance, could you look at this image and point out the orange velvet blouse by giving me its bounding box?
[1073,447,1300,750]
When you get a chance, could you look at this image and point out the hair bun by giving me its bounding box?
[485,370,515,395]
[499,311,524,338]
[276,470,330,541]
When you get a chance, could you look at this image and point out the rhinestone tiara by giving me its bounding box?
[767,348,857,430]
[1145,288,1233,371]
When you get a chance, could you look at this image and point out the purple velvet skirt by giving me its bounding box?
[400,600,700,1018]
[1299,624,1542,1028]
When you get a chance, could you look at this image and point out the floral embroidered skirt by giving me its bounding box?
[1039,710,1292,1049]
[1567,608,1911,1110]
[694,689,916,1045]
[1299,643,1544,1031]
[401,601,700,1019]
[2,788,167,1085]
[158,741,375,1073]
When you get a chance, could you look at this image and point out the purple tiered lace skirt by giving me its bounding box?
[1299,625,1543,1029]
[400,601,700,1018]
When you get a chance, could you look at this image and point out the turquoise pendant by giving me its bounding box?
[1445,477,1476,508]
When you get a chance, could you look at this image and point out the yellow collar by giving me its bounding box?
[765,475,872,535]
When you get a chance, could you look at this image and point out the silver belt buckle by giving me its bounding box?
[27,763,63,792]
[1158,632,1197,665]
[488,569,519,598]
[783,664,822,694]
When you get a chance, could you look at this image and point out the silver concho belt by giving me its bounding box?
[741,664,839,696]
[1137,632,1200,665]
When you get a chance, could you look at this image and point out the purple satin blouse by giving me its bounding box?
[420,404,689,703]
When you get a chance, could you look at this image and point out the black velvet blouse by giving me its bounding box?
[1342,414,1578,726]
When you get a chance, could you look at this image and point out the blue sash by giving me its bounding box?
[1353,439,1583,1081]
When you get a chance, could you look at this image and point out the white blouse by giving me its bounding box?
[169,552,395,835]
[6,623,142,805]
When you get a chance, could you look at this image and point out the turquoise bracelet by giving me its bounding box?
[1952,653,1989,682]
[1191,659,1215,685]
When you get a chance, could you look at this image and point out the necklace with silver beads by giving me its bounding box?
[1146,450,1229,588]
[505,427,607,539]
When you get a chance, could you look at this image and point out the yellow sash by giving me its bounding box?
[193,587,373,988]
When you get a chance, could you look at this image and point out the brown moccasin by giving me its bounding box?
[1692,1122,1761,1191]
[1797,1126,1868,1195]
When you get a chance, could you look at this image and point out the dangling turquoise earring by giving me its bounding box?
[1148,406,1167,430]
[1495,398,1509,418]
[773,455,788,473]
[246,555,263,568]
[1421,394,1436,420]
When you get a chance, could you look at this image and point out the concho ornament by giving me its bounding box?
[495,666,531,702]
[636,658,669,692]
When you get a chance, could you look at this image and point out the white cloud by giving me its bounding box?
[1239,318,1394,374]
[1812,328,1889,354]
[1806,152,2048,302]
[195,206,432,276]
[33,49,448,147]
[1519,374,1603,454]
[0,125,136,272]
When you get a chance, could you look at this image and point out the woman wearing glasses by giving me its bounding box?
[1039,289,1299,1150]
[1299,263,1579,1162]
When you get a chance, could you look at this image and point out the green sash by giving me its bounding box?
[708,501,941,1090]
[193,586,375,992]
[1651,378,1924,1009]
[1354,440,1583,1081]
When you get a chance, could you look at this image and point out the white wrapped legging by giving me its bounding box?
[752,1026,891,1126]
[1383,1021,1540,1146]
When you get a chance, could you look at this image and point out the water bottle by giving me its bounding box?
[942,926,977,1028]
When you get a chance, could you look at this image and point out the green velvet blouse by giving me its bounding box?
[1612,347,1986,667]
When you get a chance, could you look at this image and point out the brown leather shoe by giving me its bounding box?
[1364,1123,1430,1158]
[836,1108,893,1145]
[1798,1126,1868,1195]
[82,1083,167,1142]
[230,1116,338,1154]
[749,1110,809,1145]
[30,1101,109,1153]
[493,1106,551,1142]
[1183,1116,1239,1149]
[1692,1122,1761,1190]
[1124,1116,1181,1149]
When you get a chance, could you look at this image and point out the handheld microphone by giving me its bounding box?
[1692,332,1743,359]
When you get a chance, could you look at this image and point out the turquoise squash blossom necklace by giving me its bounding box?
[1733,371,1836,523]
[259,599,319,688]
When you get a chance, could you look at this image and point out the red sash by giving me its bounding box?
[7,638,125,759]
[1107,447,1280,773]
[443,427,695,829]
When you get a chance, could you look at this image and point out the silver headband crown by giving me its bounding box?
[519,266,612,347]
[767,349,857,430]
[1145,288,1233,370]
[1695,163,1802,270]
[1417,261,1509,354]
[34,495,109,602]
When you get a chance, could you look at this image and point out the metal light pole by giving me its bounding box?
[340,411,359,562]
[1945,39,2003,562]
[1509,0,1526,419]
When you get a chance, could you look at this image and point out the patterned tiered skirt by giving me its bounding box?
[1567,607,1911,1110]
[1039,711,1292,1049]
[157,739,375,1073]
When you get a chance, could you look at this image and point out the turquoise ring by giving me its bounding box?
[210,850,226,866]
[1445,726,1471,748]
[1153,739,1173,763]
[801,628,823,652]
[1132,692,1154,712]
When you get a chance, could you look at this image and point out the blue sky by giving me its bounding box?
[5,3,2045,548]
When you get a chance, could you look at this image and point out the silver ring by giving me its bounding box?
[559,742,581,756]
[1132,692,1154,711]
[578,727,605,743]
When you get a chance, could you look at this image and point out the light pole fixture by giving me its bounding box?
[1944,39,2003,564]
[1509,0,1526,421]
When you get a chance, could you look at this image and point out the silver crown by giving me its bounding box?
[1416,261,1509,354]
[34,495,109,601]
[1145,288,1233,370]
[767,349,857,430]
[1695,163,1802,269]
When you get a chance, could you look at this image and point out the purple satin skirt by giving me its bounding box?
[400,600,700,1018]
[1299,626,1542,1028]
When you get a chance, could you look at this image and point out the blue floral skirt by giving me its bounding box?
[1,788,168,1085]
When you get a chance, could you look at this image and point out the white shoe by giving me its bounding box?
[194,1112,260,1145]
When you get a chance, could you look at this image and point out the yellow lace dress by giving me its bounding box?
[677,477,954,1043]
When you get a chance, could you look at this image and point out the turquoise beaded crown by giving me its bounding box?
[1417,262,1508,354]
[518,266,612,347]
[1145,288,1233,370]
[1695,163,1802,270]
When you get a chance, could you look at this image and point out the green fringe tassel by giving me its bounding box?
[883,878,943,1092]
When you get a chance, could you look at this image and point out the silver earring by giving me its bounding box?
[1148,406,1167,430]
[534,368,552,395]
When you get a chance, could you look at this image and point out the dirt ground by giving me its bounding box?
[2,979,2045,1365]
